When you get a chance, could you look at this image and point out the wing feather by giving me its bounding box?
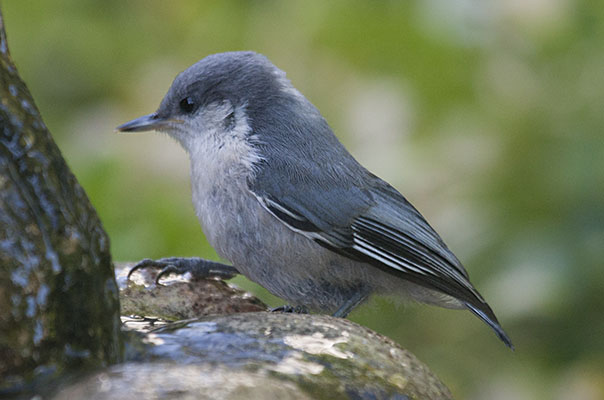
[249,171,512,347]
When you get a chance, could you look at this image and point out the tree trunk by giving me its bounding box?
[0,8,122,392]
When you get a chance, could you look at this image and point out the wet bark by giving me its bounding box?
[0,8,122,393]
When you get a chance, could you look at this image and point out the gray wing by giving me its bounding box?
[249,163,512,347]
[250,166,480,303]
[249,158,374,248]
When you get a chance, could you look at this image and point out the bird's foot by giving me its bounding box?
[127,257,238,285]
[269,305,309,314]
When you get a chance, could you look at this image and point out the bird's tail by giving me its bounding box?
[465,301,514,350]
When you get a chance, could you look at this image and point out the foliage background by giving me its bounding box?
[4,1,603,398]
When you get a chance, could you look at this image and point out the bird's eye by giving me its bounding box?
[179,97,196,114]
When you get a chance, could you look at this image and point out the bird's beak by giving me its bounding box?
[116,113,169,133]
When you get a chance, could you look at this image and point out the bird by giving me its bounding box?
[117,51,513,349]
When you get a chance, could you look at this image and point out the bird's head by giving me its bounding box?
[117,51,301,151]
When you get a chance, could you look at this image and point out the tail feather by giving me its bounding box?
[465,302,514,350]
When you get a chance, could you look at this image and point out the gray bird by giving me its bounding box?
[117,51,513,348]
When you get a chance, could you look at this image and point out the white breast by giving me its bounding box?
[186,106,264,262]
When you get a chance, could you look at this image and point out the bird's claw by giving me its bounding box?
[127,257,239,285]
[154,264,181,285]
[127,258,182,285]
[269,305,309,314]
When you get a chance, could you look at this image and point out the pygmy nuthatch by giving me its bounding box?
[117,51,513,349]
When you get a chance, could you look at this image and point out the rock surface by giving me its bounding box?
[55,313,453,400]
[117,262,266,321]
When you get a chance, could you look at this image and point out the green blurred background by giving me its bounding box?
[3,0,603,398]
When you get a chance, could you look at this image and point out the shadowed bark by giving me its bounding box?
[0,8,122,393]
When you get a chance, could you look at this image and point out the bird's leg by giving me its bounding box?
[332,288,371,318]
[127,257,239,285]
[269,305,309,314]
